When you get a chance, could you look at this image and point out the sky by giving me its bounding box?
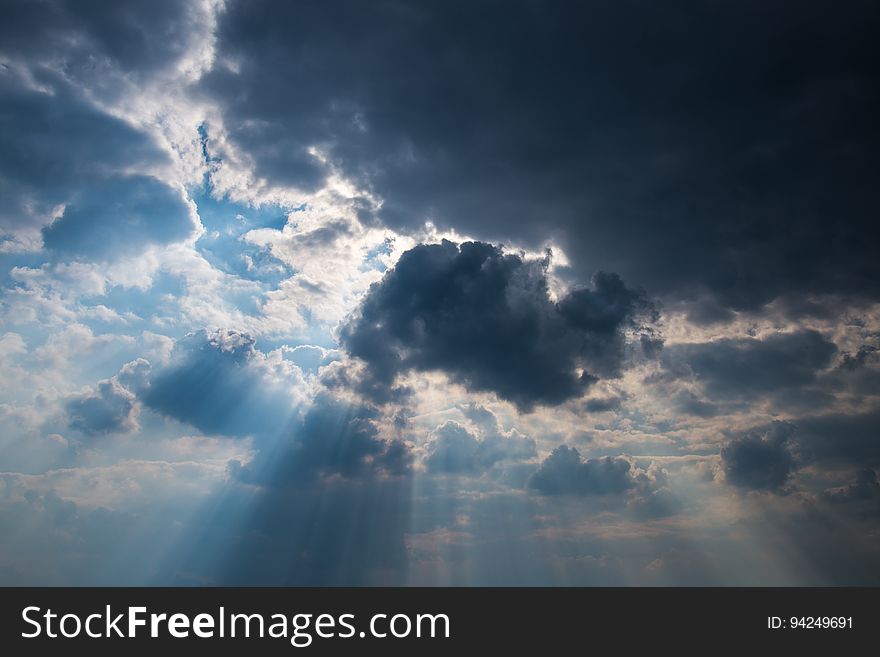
[1,0,879,585]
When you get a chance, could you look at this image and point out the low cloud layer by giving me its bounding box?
[665,331,837,400]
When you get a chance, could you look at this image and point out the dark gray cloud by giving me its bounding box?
[583,396,624,414]
[795,409,880,468]
[721,421,797,492]
[1,0,214,83]
[671,390,720,418]
[423,421,535,475]
[663,330,837,401]
[66,377,138,436]
[338,240,656,411]
[203,0,880,312]
[528,446,641,496]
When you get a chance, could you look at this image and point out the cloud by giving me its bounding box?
[795,409,880,468]
[1,0,879,588]
[671,390,720,418]
[66,378,139,436]
[201,0,880,313]
[839,345,879,372]
[42,175,198,259]
[116,358,152,393]
[0,70,173,251]
[583,396,624,413]
[529,446,644,496]
[720,421,797,492]
[0,0,219,83]
[338,240,656,410]
[423,420,536,475]
[823,469,880,504]
[231,393,412,485]
[141,329,305,438]
[663,330,837,400]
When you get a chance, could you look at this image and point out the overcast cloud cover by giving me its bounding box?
[1,0,879,585]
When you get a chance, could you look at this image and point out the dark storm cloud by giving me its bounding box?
[721,421,797,492]
[663,330,837,400]
[795,409,880,468]
[528,446,641,496]
[203,0,880,312]
[141,329,298,438]
[423,421,536,475]
[338,240,656,411]
[66,378,138,436]
[0,0,212,81]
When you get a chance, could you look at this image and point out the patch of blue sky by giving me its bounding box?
[360,237,394,274]
[191,189,295,286]
[258,328,339,354]
[0,251,51,287]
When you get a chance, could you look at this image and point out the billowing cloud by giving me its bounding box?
[423,420,535,475]
[338,240,656,411]
[66,377,139,436]
[529,446,646,496]
[201,0,880,313]
[141,329,304,438]
[0,71,174,251]
[720,422,797,492]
